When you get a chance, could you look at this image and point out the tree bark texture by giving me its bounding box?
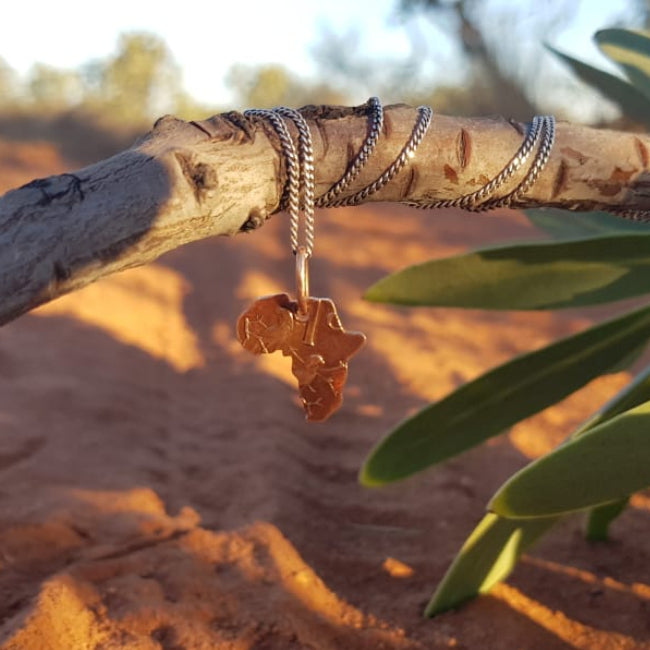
[2,103,650,326]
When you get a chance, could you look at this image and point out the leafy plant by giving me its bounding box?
[361,27,650,616]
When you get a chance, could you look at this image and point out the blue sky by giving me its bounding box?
[0,0,636,108]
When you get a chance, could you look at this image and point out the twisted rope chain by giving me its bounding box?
[479,115,556,211]
[413,115,542,210]
[323,105,434,208]
[477,115,555,210]
[315,96,384,207]
[273,106,316,255]
[609,207,650,221]
[246,101,650,226]
[409,115,555,211]
[244,108,304,252]
[247,101,650,243]
[244,99,432,256]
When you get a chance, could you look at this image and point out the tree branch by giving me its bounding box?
[2,103,649,326]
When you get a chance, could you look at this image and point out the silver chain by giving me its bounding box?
[244,107,315,255]
[324,106,433,208]
[421,115,543,210]
[273,106,316,255]
[315,96,384,207]
[244,108,303,252]
[245,102,650,228]
[609,208,650,222]
[409,115,555,211]
[479,115,556,211]
[245,99,432,256]
[247,103,650,241]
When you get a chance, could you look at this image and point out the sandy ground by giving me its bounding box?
[0,139,647,649]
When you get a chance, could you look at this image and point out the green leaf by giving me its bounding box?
[360,304,650,486]
[364,234,650,310]
[546,43,650,127]
[595,29,650,100]
[490,363,650,519]
[585,497,629,541]
[574,363,650,435]
[557,365,650,530]
[525,208,650,240]
[425,364,650,616]
[489,400,650,518]
[425,513,557,617]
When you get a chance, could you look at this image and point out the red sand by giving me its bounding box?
[0,141,647,649]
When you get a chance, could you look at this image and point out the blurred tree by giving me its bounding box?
[27,64,84,110]
[312,0,641,121]
[311,6,547,117]
[227,65,292,108]
[0,31,214,133]
[631,0,650,25]
[0,58,21,106]
[170,88,216,121]
[226,63,346,109]
[83,32,188,124]
[310,24,430,106]
[398,0,579,118]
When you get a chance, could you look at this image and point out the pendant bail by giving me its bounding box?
[295,245,310,318]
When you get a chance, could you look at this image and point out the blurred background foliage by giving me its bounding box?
[1,0,650,146]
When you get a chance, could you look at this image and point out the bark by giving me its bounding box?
[1,103,650,326]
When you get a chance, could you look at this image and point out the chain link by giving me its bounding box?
[323,106,433,208]
[245,98,432,256]
[480,115,556,211]
[315,97,384,207]
[244,107,317,255]
[246,101,650,235]
[607,207,650,222]
[409,115,549,211]
[244,108,302,252]
[272,106,316,256]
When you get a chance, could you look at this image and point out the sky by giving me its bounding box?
[0,0,637,108]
